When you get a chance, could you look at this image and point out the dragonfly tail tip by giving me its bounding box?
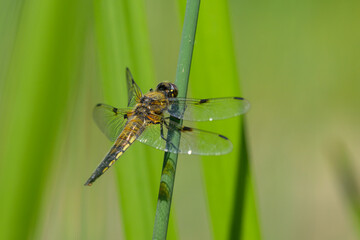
[84,179,93,186]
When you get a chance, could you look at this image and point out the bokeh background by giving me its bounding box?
[0,0,359,239]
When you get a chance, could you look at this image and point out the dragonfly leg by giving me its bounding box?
[161,120,179,152]
[160,122,167,142]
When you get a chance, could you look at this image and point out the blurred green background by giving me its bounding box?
[0,0,359,239]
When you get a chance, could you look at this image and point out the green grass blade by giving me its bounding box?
[177,0,262,238]
[152,0,200,239]
[229,122,250,239]
[0,0,88,239]
[229,121,261,239]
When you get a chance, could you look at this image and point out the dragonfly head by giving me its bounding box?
[156,82,178,98]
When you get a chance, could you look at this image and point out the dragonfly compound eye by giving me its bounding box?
[169,83,178,98]
[156,82,178,98]
[156,82,168,91]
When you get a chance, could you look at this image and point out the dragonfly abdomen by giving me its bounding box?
[84,117,146,186]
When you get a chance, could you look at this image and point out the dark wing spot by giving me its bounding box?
[124,114,128,119]
[96,103,102,107]
[218,134,229,140]
[199,99,209,104]
[233,97,244,100]
[182,126,193,132]
[112,108,118,114]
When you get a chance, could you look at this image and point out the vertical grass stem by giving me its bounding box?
[152,0,200,239]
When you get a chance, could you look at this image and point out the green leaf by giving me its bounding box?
[181,0,262,239]
[0,0,88,239]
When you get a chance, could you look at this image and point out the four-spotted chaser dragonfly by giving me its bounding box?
[85,68,250,186]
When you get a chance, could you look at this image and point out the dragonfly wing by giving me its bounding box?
[126,68,143,107]
[93,103,133,142]
[166,97,250,121]
[137,120,232,155]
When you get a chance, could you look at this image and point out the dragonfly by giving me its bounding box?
[84,68,250,186]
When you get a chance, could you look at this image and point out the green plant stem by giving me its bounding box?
[152,0,200,239]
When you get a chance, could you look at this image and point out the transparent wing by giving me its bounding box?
[137,120,232,155]
[126,68,143,107]
[93,103,133,142]
[166,97,250,121]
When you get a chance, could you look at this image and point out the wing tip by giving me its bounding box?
[234,97,251,114]
[126,67,132,77]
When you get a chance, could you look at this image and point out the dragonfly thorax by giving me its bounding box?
[135,104,151,116]
[140,96,152,104]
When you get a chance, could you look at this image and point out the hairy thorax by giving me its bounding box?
[134,91,169,123]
